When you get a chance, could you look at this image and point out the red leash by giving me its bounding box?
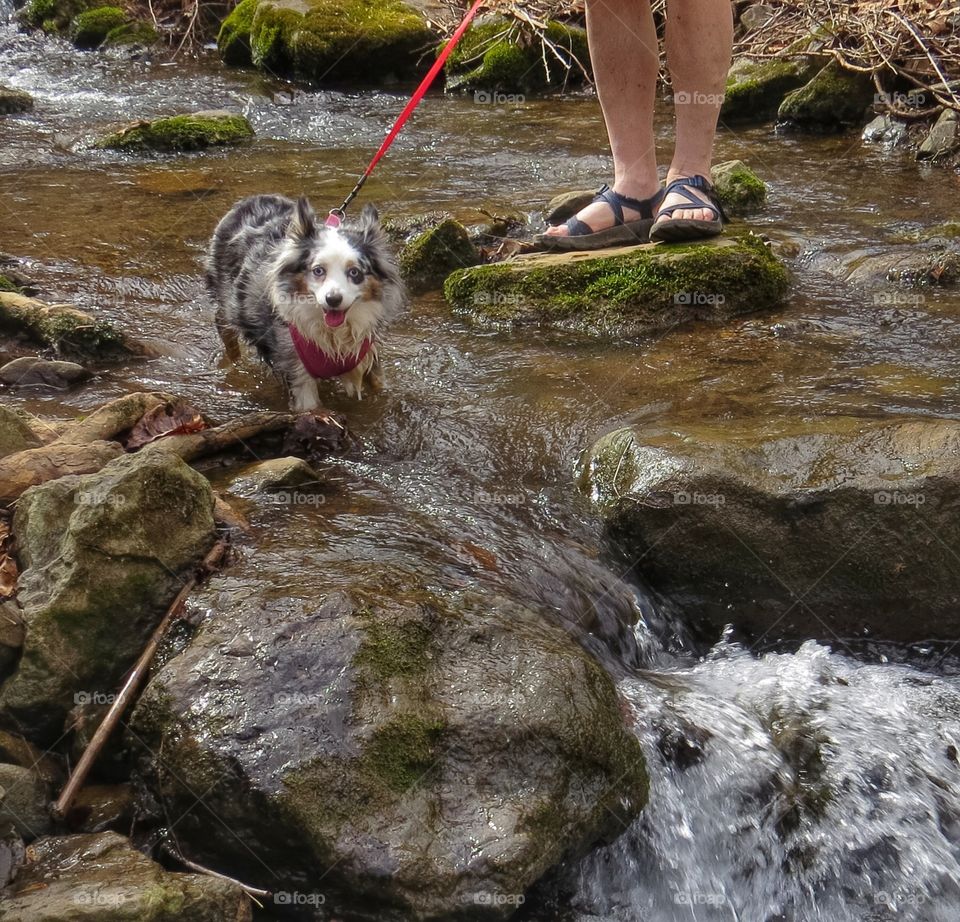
[325,0,486,227]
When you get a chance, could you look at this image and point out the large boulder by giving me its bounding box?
[444,234,789,338]
[130,572,647,920]
[581,415,960,643]
[778,60,874,130]
[0,832,251,921]
[0,451,216,742]
[218,0,437,83]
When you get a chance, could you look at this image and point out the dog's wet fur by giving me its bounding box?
[207,194,405,409]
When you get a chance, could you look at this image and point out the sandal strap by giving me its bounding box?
[656,175,727,222]
[562,183,665,237]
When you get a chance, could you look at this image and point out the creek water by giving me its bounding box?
[3,8,960,921]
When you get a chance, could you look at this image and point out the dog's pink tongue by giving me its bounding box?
[324,310,346,328]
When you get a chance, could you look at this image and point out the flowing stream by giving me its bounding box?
[4,9,960,921]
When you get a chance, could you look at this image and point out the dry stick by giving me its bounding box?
[52,537,230,820]
[159,839,270,903]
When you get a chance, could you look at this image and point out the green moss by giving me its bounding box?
[0,274,21,293]
[363,714,445,793]
[398,219,480,294]
[722,57,821,121]
[444,17,590,93]
[228,0,436,83]
[95,113,255,152]
[21,0,95,32]
[778,59,874,130]
[0,292,131,359]
[217,0,258,65]
[70,5,126,48]
[444,234,789,337]
[712,160,767,215]
[105,20,160,45]
[353,614,431,683]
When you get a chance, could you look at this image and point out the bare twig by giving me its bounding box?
[52,538,230,820]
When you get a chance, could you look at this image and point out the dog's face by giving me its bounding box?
[270,198,402,348]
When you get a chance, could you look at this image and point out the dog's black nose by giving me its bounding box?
[325,291,343,308]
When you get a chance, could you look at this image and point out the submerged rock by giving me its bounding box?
[0,832,252,921]
[711,160,767,215]
[0,356,91,388]
[225,455,322,496]
[399,218,481,293]
[444,17,590,93]
[862,114,908,146]
[1,451,216,742]
[0,291,132,360]
[444,234,789,338]
[581,415,960,643]
[131,574,647,919]
[218,0,436,83]
[778,60,874,130]
[95,111,254,153]
[722,55,822,122]
[0,87,32,116]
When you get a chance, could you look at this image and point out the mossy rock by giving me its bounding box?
[218,0,436,83]
[0,290,134,360]
[778,59,875,130]
[0,832,252,921]
[444,234,789,337]
[721,55,823,122]
[398,218,481,294]
[712,159,767,215]
[70,5,126,48]
[104,20,160,46]
[20,0,94,33]
[217,0,257,65]
[0,86,33,116]
[95,111,254,153]
[444,17,590,93]
[130,576,647,918]
[0,273,22,292]
[1,451,216,743]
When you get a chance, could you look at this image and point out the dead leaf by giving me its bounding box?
[0,518,17,600]
[459,541,499,572]
[125,400,207,450]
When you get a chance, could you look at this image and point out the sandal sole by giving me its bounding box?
[649,219,724,243]
[533,219,655,252]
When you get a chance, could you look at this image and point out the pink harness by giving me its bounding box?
[288,324,372,379]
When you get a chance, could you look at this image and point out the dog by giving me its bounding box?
[206,194,405,410]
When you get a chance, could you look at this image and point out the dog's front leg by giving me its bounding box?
[289,367,322,411]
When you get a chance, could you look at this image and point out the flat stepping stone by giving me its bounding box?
[444,234,789,338]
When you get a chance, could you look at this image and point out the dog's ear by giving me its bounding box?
[288,196,317,240]
[357,203,382,244]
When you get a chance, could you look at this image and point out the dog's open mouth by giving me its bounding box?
[323,307,347,328]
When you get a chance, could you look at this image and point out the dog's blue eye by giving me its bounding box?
[311,266,325,278]
[347,267,364,283]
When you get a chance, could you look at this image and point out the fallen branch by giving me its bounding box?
[141,411,299,462]
[160,835,269,904]
[52,537,230,821]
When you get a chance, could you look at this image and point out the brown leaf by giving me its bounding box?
[0,518,17,600]
[459,541,499,572]
[125,400,207,450]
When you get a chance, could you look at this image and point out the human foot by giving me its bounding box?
[649,173,726,243]
[537,184,665,251]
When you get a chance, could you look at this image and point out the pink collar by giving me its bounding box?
[288,324,372,379]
